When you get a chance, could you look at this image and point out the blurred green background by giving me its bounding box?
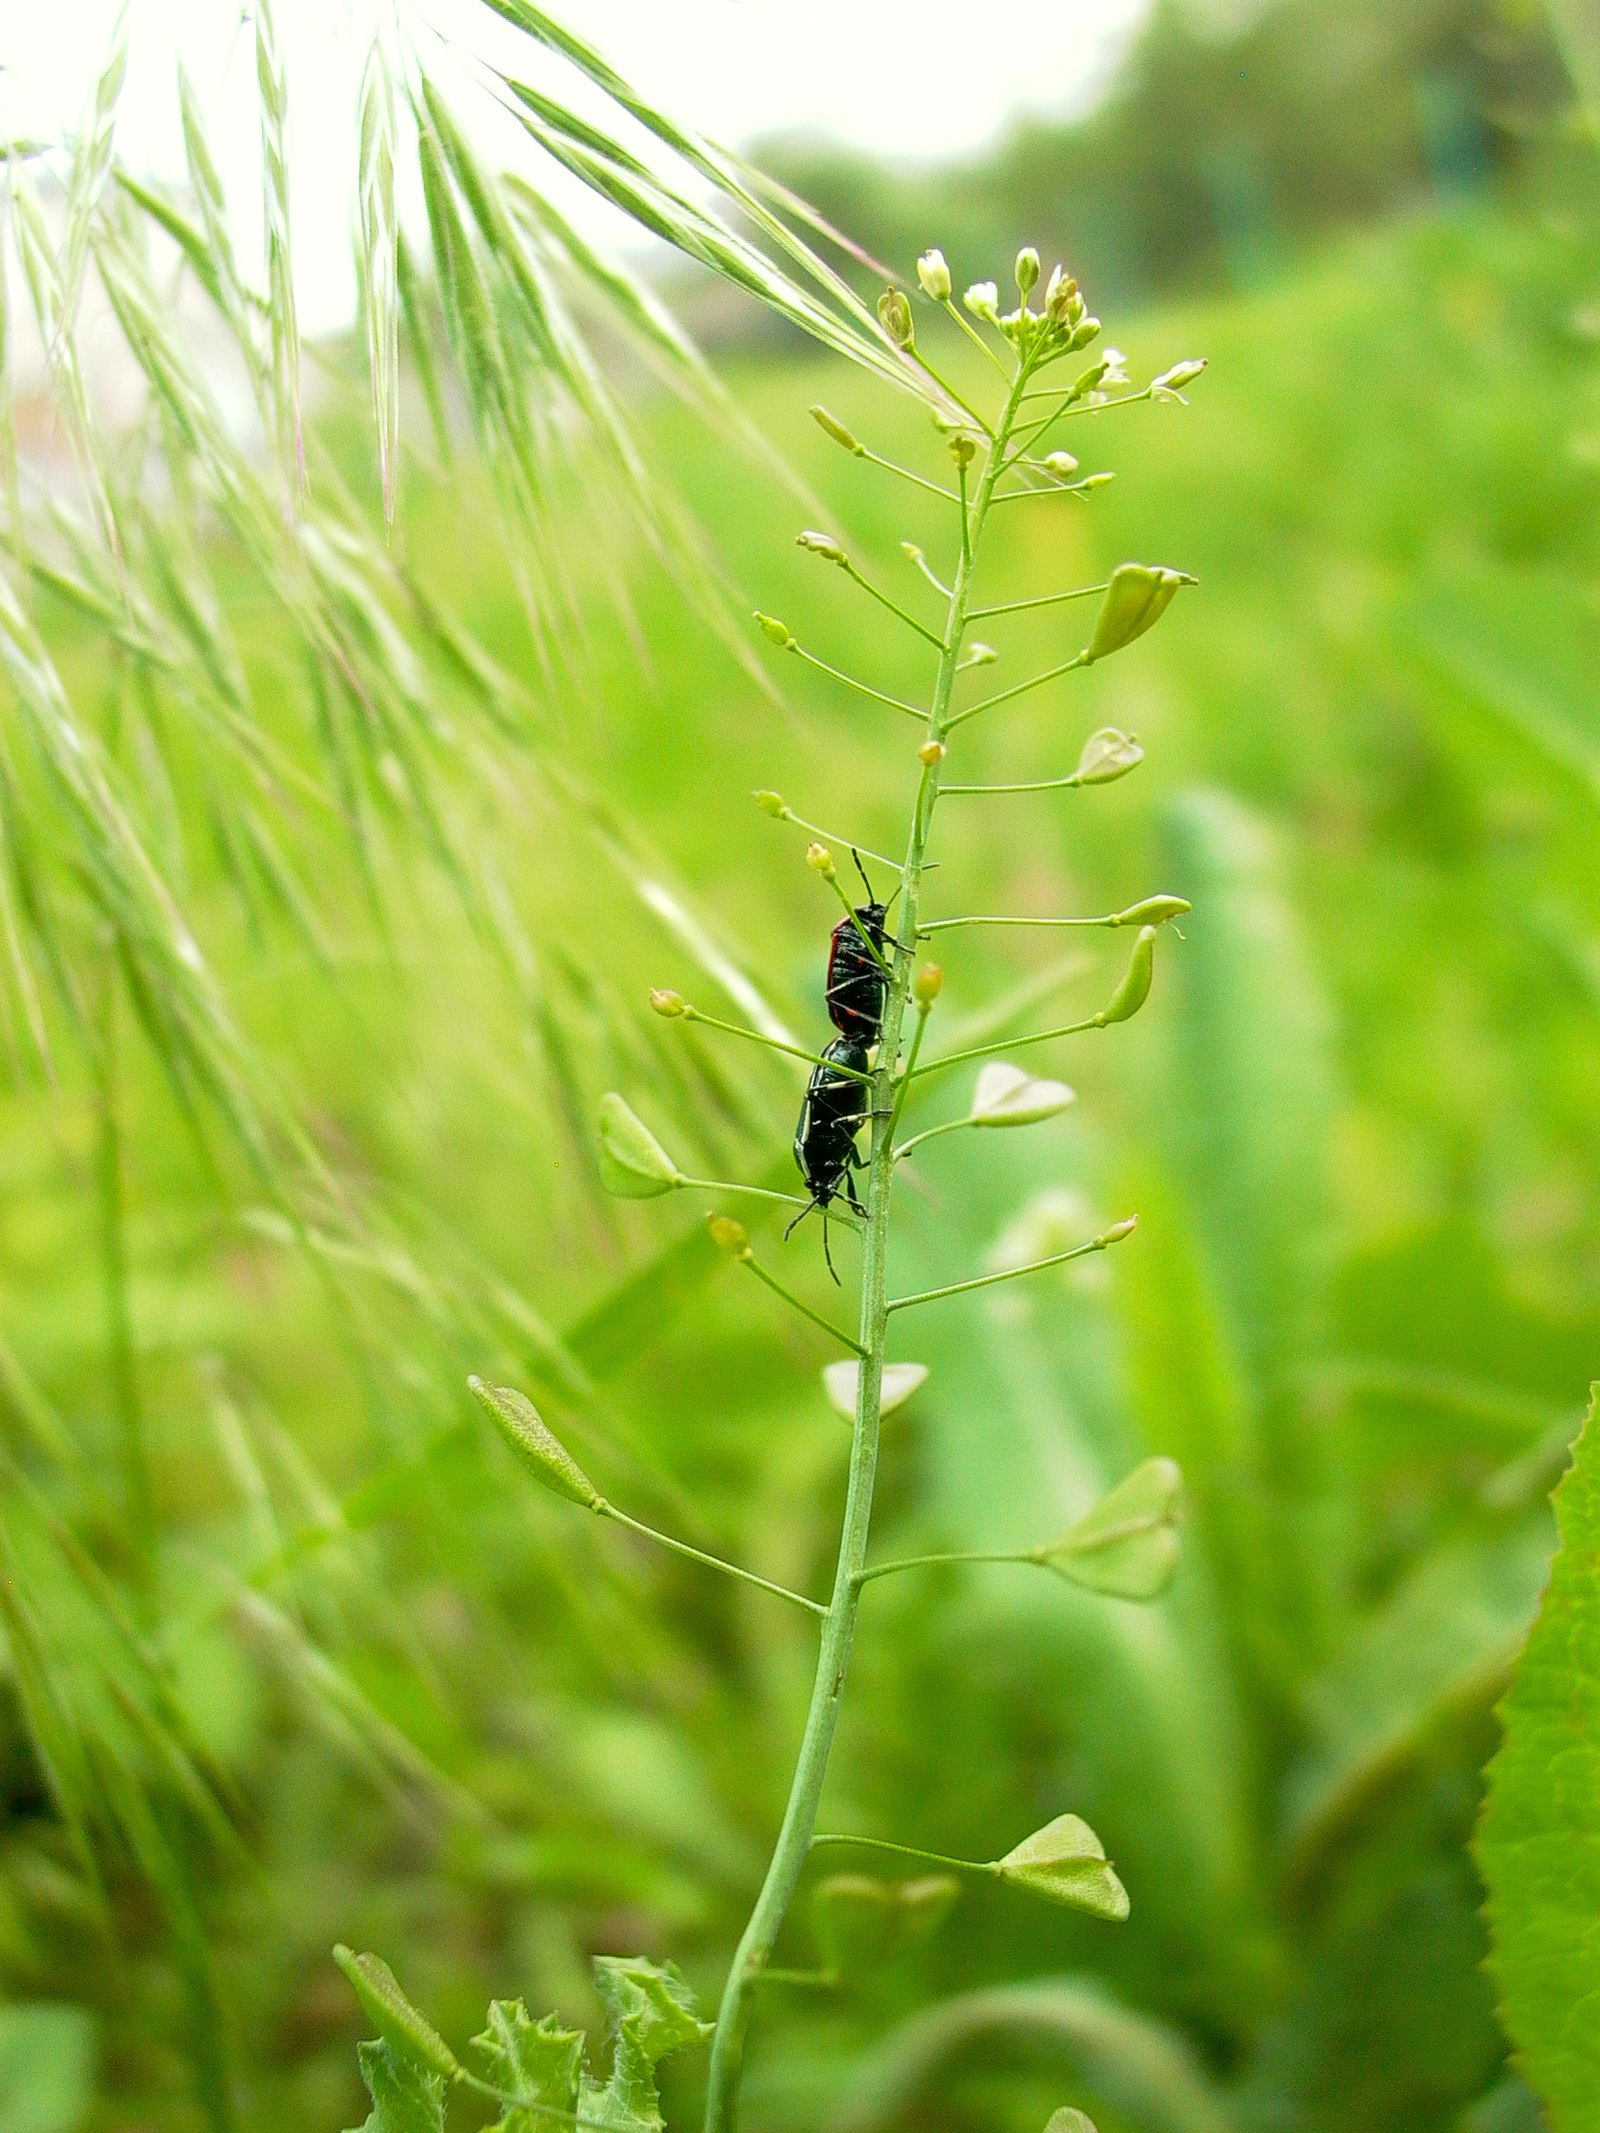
[4,1,1600,2129]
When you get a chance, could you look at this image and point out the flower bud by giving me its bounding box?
[963,642,997,665]
[913,962,944,1007]
[1014,246,1040,297]
[1098,927,1156,1026]
[1073,727,1143,784]
[1044,266,1076,323]
[1071,357,1110,399]
[1077,471,1115,493]
[806,841,836,879]
[878,286,914,347]
[1151,357,1206,399]
[918,739,946,767]
[1084,563,1195,664]
[468,1377,602,1510]
[755,611,794,648]
[810,403,864,454]
[1068,315,1102,350]
[707,1213,750,1258]
[597,1092,682,1198]
[754,789,787,817]
[916,248,951,300]
[649,987,686,1018]
[1043,450,1079,479]
[1112,894,1189,929]
[963,281,999,323]
[797,529,848,567]
[947,431,977,468]
[1098,1215,1139,1246]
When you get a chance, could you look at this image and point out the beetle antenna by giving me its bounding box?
[783,1199,815,1244]
[851,848,876,905]
[821,1210,841,1285]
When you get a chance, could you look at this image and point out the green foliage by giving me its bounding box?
[0,2006,96,2133]
[1478,1390,1600,2131]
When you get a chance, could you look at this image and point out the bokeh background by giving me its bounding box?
[3,2,1599,2130]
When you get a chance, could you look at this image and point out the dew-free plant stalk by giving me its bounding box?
[337,247,1202,2133]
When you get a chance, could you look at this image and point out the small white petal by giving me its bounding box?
[969,1061,1077,1126]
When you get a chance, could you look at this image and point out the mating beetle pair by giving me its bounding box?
[788,855,898,1277]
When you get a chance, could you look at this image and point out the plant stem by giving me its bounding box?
[946,652,1086,730]
[853,1545,1045,1589]
[599,1505,827,1618]
[788,640,927,722]
[701,355,1034,2133]
[737,1253,867,1355]
[968,579,1107,620]
[95,961,152,1579]
[680,1006,873,1081]
[887,1225,1131,1315]
[809,1831,999,1878]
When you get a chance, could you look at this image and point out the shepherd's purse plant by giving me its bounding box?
[335,244,1204,2133]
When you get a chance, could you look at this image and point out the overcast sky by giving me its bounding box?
[5,1,1144,331]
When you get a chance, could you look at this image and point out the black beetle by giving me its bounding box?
[787,1034,871,1280]
[826,852,895,1044]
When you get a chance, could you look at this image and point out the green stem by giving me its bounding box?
[678,1177,810,1208]
[788,640,927,723]
[946,652,1086,731]
[860,447,958,502]
[941,772,1092,796]
[892,1115,972,1163]
[95,961,152,1577]
[771,806,907,876]
[680,1006,873,1081]
[809,1831,999,1878]
[701,348,1036,2133]
[599,1505,827,1618]
[853,1546,1044,1589]
[842,560,945,648]
[920,911,1129,934]
[737,1253,867,1356]
[887,1226,1131,1315]
[968,579,1107,620]
[912,1011,1103,1081]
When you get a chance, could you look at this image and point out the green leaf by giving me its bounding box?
[1478,1388,1600,2132]
[347,2039,447,2133]
[577,1957,711,2133]
[597,1094,683,1197]
[467,1378,603,1509]
[997,1814,1130,1921]
[1044,1457,1184,1600]
[333,1948,460,2079]
[471,2002,581,2133]
[0,2005,97,2133]
[969,1062,1077,1128]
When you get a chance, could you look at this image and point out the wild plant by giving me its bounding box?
[335,248,1204,2133]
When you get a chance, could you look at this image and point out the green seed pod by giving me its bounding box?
[649,988,687,1018]
[468,1378,602,1510]
[1083,564,1195,664]
[810,404,864,455]
[947,432,977,468]
[754,789,787,817]
[1112,894,1190,928]
[1014,246,1040,297]
[916,248,952,300]
[1042,1455,1182,1600]
[707,1213,750,1258]
[1099,926,1156,1025]
[1098,1216,1139,1246]
[877,287,914,347]
[333,1946,461,2078]
[913,962,944,1007]
[754,611,794,647]
[1072,356,1110,398]
[996,1814,1129,1920]
[597,1093,682,1198]
[806,842,836,878]
[796,529,848,566]
[1073,727,1143,785]
[1076,471,1115,493]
